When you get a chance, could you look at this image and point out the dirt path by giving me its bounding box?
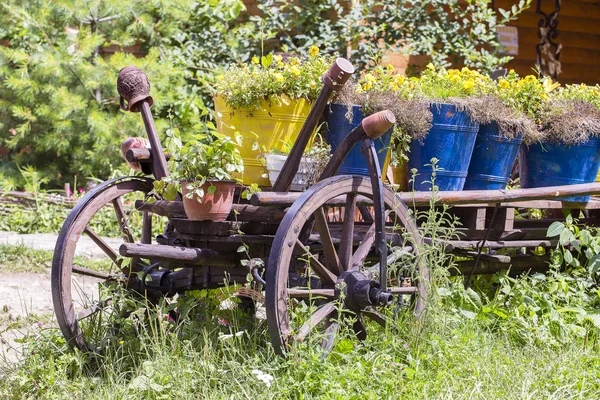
[0,231,121,369]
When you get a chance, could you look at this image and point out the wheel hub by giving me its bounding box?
[336,271,393,311]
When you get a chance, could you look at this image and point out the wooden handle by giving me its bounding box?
[117,66,154,112]
[322,58,355,91]
[362,110,395,139]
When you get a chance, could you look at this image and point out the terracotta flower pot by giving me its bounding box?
[181,180,236,221]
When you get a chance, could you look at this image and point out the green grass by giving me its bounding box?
[1,242,600,398]
[0,244,53,273]
[0,244,112,274]
[1,305,599,399]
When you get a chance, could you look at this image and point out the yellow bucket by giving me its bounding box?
[214,96,312,187]
[382,150,408,191]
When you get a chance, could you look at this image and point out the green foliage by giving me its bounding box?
[0,0,248,188]
[215,50,330,111]
[156,130,245,202]
[257,0,531,72]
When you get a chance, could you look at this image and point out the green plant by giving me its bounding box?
[256,0,531,73]
[540,83,600,144]
[0,0,253,188]
[214,49,331,111]
[157,131,244,202]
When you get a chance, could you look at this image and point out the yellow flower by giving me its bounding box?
[216,74,224,81]
[251,56,259,65]
[363,81,373,91]
[277,62,284,69]
[394,75,405,85]
[119,340,124,345]
[290,66,301,76]
[462,79,475,91]
[498,79,509,89]
[273,73,284,82]
[389,82,399,91]
[524,75,537,83]
[386,63,395,73]
[543,77,560,93]
[289,57,300,66]
[426,63,435,71]
[310,81,317,89]
[308,45,319,57]
[273,54,283,63]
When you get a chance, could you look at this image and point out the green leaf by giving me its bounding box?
[563,249,573,265]
[546,221,565,237]
[163,183,179,201]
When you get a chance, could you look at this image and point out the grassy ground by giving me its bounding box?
[0,246,599,399]
[0,304,598,399]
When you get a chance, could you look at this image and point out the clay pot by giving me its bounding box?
[181,181,236,221]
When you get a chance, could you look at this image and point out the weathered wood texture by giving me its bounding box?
[253,182,600,207]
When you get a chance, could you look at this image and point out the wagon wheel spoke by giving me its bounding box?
[349,222,376,271]
[320,319,339,355]
[287,288,335,299]
[295,240,337,286]
[83,226,120,266]
[295,302,336,342]
[358,205,374,223]
[72,265,112,280]
[362,307,395,330]
[141,211,152,244]
[339,193,357,271]
[314,207,342,275]
[77,298,111,321]
[112,197,135,243]
[352,312,367,341]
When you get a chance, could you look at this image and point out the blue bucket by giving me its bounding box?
[519,138,600,202]
[464,122,523,190]
[407,103,479,191]
[324,104,392,176]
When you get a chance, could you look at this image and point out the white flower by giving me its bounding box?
[251,369,274,387]
[217,331,245,341]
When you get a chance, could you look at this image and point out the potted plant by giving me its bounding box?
[157,131,245,221]
[330,64,431,186]
[463,71,544,190]
[263,137,331,191]
[213,47,330,187]
[520,83,600,202]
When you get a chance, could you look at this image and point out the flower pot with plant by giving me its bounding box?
[263,137,331,191]
[406,64,492,191]
[332,64,432,189]
[463,72,544,190]
[520,83,600,203]
[157,132,245,221]
[214,47,330,187]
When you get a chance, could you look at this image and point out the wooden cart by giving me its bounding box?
[51,59,600,356]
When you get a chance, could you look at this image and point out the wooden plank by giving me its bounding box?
[496,0,600,20]
[119,243,237,266]
[254,182,600,207]
[513,43,600,67]
[169,218,279,236]
[453,207,486,230]
[515,13,600,35]
[515,27,600,51]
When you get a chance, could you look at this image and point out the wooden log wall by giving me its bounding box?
[498,0,600,85]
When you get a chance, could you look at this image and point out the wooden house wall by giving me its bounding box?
[498,0,600,85]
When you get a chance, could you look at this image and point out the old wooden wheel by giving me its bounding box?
[52,176,156,351]
[266,175,427,355]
